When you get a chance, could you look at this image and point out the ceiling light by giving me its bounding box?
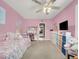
[43,6,52,14]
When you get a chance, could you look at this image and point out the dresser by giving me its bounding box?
[52,31,71,56]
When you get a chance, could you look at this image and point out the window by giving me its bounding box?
[0,7,6,24]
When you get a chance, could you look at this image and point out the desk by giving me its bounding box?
[67,50,78,59]
[67,54,78,59]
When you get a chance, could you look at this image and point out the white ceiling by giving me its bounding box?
[3,0,73,19]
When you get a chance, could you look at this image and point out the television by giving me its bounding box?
[59,20,68,30]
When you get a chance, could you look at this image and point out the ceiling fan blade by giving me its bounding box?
[47,0,56,6]
[51,0,56,3]
[36,9,42,13]
[32,0,42,5]
[51,6,60,9]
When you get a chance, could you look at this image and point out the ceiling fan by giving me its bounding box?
[32,0,60,15]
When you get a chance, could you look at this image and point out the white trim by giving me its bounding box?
[75,5,78,39]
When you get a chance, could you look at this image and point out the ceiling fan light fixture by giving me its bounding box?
[43,7,52,14]
[47,7,52,12]
[43,7,46,13]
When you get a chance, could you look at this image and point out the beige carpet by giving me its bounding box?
[21,40,65,59]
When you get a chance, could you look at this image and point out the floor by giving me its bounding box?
[22,40,65,59]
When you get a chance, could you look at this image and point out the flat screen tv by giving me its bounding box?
[59,20,68,30]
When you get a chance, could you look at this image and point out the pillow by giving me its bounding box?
[0,34,6,42]
[68,37,78,44]
[15,33,23,40]
[21,33,28,38]
[71,44,78,51]
[6,32,23,40]
[6,32,15,40]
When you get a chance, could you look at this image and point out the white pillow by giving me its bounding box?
[68,37,78,44]
[71,44,78,51]
[15,33,23,40]
[6,32,15,40]
[0,34,6,42]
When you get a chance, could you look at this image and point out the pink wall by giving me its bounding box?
[0,0,77,40]
[0,0,24,34]
[51,0,77,37]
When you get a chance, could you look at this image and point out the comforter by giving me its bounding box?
[0,37,31,59]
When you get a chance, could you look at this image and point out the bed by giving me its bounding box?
[0,32,31,59]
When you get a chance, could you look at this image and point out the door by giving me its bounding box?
[39,23,45,38]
